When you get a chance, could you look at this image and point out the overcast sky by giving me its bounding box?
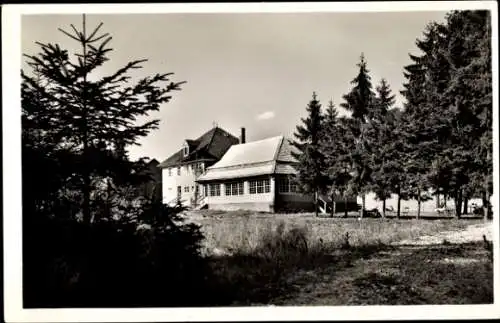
[22,11,448,162]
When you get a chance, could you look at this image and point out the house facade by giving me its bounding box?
[196,135,317,212]
[158,126,242,207]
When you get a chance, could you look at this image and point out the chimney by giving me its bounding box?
[240,127,246,144]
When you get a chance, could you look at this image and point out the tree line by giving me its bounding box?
[291,10,492,220]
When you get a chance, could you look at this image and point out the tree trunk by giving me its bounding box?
[314,190,319,217]
[331,190,336,218]
[360,194,365,219]
[397,192,401,220]
[417,187,421,220]
[82,15,91,225]
[382,198,386,218]
[482,190,489,221]
[454,188,462,219]
[344,192,348,218]
[444,194,447,208]
[436,190,440,208]
[463,197,469,215]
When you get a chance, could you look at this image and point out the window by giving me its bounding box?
[209,183,221,196]
[184,186,189,193]
[225,182,244,196]
[249,179,270,194]
[278,176,298,193]
[194,163,204,175]
[183,144,189,157]
[278,177,290,193]
[168,168,172,176]
[177,167,181,176]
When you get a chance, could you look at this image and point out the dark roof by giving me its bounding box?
[158,127,239,168]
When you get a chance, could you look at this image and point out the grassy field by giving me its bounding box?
[184,210,493,306]
[185,209,483,256]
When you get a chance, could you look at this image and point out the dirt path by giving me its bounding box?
[393,221,494,246]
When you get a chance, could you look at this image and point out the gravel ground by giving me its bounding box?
[393,221,494,246]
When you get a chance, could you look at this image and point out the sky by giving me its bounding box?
[21,11,448,162]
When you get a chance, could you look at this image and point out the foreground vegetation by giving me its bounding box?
[188,210,481,256]
[192,210,493,305]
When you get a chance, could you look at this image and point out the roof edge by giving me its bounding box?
[271,136,285,173]
[206,160,274,171]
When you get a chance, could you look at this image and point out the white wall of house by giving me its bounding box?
[162,163,205,206]
[358,192,483,213]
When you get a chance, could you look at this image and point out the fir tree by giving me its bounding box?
[369,78,396,217]
[320,100,347,217]
[339,53,376,218]
[22,14,185,224]
[22,15,212,308]
[401,11,492,219]
[291,92,327,217]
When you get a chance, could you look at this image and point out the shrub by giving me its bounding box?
[23,201,210,308]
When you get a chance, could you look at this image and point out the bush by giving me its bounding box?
[23,201,210,308]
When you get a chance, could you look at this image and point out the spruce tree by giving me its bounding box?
[320,100,344,217]
[22,15,213,308]
[22,15,185,224]
[370,78,396,217]
[401,11,492,219]
[291,92,327,217]
[400,23,448,219]
[442,10,492,219]
[339,53,376,218]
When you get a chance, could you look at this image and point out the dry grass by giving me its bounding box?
[185,210,479,256]
[275,242,493,305]
[183,210,491,306]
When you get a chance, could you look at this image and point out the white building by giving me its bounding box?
[158,126,242,207]
[196,135,357,213]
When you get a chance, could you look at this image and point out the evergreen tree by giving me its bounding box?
[401,10,492,219]
[339,53,376,218]
[320,100,347,217]
[22,15,211,307]
[400,22,448,219]
[291,92,327,217]
[442,10,492,219]
[340,53,375,123]
[369,78,396,217]
[22,15,185,224]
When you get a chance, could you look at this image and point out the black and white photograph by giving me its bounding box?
[3,1,499,322]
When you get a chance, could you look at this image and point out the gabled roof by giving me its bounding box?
[158,127,239,168]
[196,135,298,182]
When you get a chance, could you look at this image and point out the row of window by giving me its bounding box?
[173,185,201,193]
[207,179,271,197]
[170,177,299,196]
[167,163,203,177]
